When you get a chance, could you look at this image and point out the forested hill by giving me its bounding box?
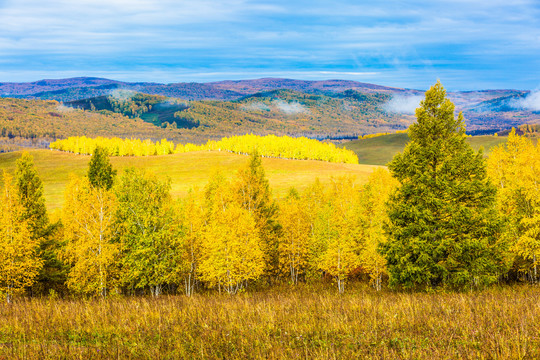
[0,97,186,144]
[0,77,538,146]
[64,90,412,139]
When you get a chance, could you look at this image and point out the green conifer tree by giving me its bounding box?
[88,146,116,190]
[15,152,66,294]
[15,152,48,239]
[380,81,505,289]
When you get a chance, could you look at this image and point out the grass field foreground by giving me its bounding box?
[0,285,539,359]
[0,149,379,210]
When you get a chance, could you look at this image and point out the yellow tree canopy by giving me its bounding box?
[0,172,43,302]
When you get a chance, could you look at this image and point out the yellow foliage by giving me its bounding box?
[61,175,119,296]
[177,189,206,296]
[0,172,42,302]
[359,129,407,140]
[358,168,398,290]
[198,175,264,294]
[278,193,312,284]
[315,177,362,293]
[50,136,175,156]
[50,133,359,164]
[202,134,359,164]
[487,129,540,278]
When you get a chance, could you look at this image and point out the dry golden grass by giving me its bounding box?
[1,285,539,359]
[0,149,379,210]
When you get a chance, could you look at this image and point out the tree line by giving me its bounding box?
[0,146,391,300]
[1,82,539,301]
[50,134,359,164]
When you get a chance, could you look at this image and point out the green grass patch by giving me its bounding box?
[341,134,509,165]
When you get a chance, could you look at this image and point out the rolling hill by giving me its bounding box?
[2,77,538,135]
[62,89,411,139]
[0,77,411,101]
[1,77,539,152]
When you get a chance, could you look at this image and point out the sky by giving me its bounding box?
[0,0,538,90]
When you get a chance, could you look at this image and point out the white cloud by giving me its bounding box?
[383,94,423,114]
[241,102,271,112]
[109,89,136,100]
[511,91,540,111]
[273,100,308,115]
[0,0,538,89]
[56,104,74,113]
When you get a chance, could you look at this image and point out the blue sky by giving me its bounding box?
[0,0,538,90]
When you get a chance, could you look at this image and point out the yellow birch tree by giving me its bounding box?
[487,129,540,281]
[177,189,205,296]
[199,173,264,294]
[234,152,279,279]
[316,177,361,293]
[61,175,119,296]
[358,168,398,290]
[0,172,42,302]
[278,190,311,284]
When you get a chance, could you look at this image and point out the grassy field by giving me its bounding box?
[1,285,539,359]
[341,134,509,165]
[0,149,379,210]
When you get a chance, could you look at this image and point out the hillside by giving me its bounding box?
[0,77,123,96]
[63,87,538,141]
[0,149,379,210]
[67,93,191,128]
[3,77,539,135]
[340,133,509,165]
[175,89,411,137]
[3,89,536,151]
[62,89,412,139]
[0,97,181,141]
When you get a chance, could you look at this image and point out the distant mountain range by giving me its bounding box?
[1,77,539,134]
[0,77,412,101]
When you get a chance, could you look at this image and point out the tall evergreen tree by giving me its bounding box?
[15,152,48,239]
[16,152,66,294]
[88,146,116,190]
[380,81,505,289]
